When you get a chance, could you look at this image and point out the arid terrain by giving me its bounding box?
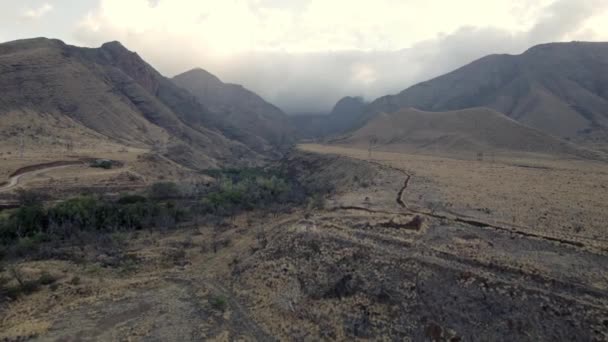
[2,33,608,341]
[1,146,607,341]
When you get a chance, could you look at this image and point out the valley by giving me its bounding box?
[0,34,607,341]
[1,147,607,340]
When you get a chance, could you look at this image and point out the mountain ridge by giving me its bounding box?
[363,41,608,143]
[0,37,259,169]
[173,68,295,156]
[335,107,599,159]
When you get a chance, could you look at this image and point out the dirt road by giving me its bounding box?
[0,161,85,193]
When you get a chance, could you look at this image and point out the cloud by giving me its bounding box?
[527,0,604,43]
[22,3,53,20]
[73,0,608,113]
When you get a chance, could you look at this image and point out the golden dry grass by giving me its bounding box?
[2,148,607,340]
[300,144,608,248]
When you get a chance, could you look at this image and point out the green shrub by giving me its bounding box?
[38,272,56,285]
[16,189,45,207]
[13,204,47,237]
[308,194,326,210]
[196,168,305,217]
[13,237,41,257]
[209,295,228,311]
[149,182,180,200]
[117,194,147,205]
[68,276,81,286]
[48,196,100,233]
[90,159,113,169]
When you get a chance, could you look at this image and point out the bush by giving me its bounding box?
[38,272,57,285]
[117,194,147,205]
[69,276,81,286]
[47,196,100,234]
[1,267,42,299]
[197,168,305,217]
[16,189,45,207]
[12,204,47,238]
[309,194,326,210]
[13,237,41,257]
[90,159,113,169]
[209,295,228,312]
[149,182,180,200]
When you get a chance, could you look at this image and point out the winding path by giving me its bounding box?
[0,161,85,193]
[336,159,602,252]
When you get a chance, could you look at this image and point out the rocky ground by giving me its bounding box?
[1,149,607,341]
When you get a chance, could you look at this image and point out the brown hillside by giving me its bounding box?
[173,68,294,156]
[366,42,608,144]
[336,107,596,158]
[0,38,257,169]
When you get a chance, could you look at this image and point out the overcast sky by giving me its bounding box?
[2,0,608,113]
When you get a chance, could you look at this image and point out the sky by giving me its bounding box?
[2,0,608,113]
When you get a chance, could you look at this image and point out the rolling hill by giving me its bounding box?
[0,38,259,169]
[366,42,608,144]
[334,107,597,158]
[173,68,294,156]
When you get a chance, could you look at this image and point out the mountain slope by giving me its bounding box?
[173,68,294,155]
[288,96,367,139]
[329,96,367,129]
[366,42,608,143]
[0,38,257,168]
[335,107,596,158]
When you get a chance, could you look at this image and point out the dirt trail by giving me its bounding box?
[385,163,598,250]
[0,161,85,193]
[337,159,603,253]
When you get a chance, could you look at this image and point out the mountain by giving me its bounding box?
[330,96,367,127]
[366,42,608,144]
[334,107,597,158]
[288,96,367,139]
[0,38,257,169]
[173,68,294,156]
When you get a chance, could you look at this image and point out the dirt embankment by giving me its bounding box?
[281,150,379,195]
[8,160,85,178]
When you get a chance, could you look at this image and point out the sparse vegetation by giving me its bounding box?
[0,266,57,300]
[149,181,180,200]
[90,159,113,169]
[0,191,184,259]
[198,168,308,216]
[0,166,326,260]
[209,295,228,312]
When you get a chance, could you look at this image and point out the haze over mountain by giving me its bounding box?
[365,42,608,144]
[5,0,606,113]
[0,37,260,168]
[173,68,294,156]
[288,96,368,139]
[334,107,597,158]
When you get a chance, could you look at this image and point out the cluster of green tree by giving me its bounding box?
[0,189,186,258]
[0,168,320,259]
[198,167,308,216]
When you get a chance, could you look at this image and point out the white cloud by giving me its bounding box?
[72,0,608,113]
[22,3,53,20]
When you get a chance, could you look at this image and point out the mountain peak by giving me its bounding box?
[331,96,367,118]
[175,68,223,85]
[100,40,132,54]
